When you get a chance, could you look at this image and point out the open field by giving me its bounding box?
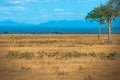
[0,34,120,80]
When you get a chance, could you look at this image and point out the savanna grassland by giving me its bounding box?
[0,34,120,80]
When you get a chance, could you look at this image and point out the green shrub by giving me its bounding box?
[48,51,59,58]
[88,52,97,57]
[7,51,34,59]
[7,51,19,58]
[107,52,117,60]
[61,51,80,58]
[6,51,117,60]
[19,52,34,59]
[37,51,44,58]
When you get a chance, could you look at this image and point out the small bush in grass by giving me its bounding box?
[37,51,44,58]
[107,52,117,60]
[7,51,19,58]
[61,51,80,58]
[88,52,97,57]
[19,52,34,59]
[81,53,88,57]
[7,51,34,59]
[61,51,97,58]
[48,51,60,58]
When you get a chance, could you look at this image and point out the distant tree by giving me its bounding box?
[3,31,9,34]
[85,6,106,40]
[54,31,63,34]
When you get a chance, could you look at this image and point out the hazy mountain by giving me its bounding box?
[0,20,36,27]
[0,19,119,34]
[39,20,99,28]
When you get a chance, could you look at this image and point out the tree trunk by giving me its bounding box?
[108,21,111,44]
[98,23,102,40]
[108,27,111,44]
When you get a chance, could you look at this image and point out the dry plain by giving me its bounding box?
[0,34,120,80]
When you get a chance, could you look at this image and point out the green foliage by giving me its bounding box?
[48,51,60,58]
[7,51,19,58]
[109,0,120,7]
[37,51,44,58]
[54,31,63,34]
[85,5,106,24]
[7,51,34,59]
[88,52,97,57]
[3,31,9,34]
[107,52,117,60]
[19,52,34,59]
[61,51,97,58]
[62,51,80,58]
[6,51,117,60]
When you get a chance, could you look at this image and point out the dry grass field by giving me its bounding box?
[0,34,120,80]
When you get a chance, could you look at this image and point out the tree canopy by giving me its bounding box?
[85,6,105,24]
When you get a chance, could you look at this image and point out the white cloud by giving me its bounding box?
[55,11,74,15]
[54,8,64,12]
[39,9,50,18]
[54,8,74,15]
[0,6,27,14]
[0,0,36,6]
[9,0,21,5]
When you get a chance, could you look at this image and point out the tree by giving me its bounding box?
[101,3,120,44]
[86,1,120,44]
[85,6,105,40]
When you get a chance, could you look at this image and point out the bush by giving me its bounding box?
[6,51,117,60]
[107,52,117,60]
[61,51,81,58]
[37,51,44,58]
[88,52,97,57]
[7,51,34,59]
[19,52,34,59]
[7,51,19,58]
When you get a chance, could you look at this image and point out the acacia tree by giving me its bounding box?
[86,1,120,44]
[85,6,105,40]
[101,3,120,44]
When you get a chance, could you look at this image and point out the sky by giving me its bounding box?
[0,0,108,24]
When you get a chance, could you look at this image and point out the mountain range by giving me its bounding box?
[0,19,120,34]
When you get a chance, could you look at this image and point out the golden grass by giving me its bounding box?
[0,34,120,80]
[0,34,120,47]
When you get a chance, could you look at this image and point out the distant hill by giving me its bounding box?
[0,20,35,27]
[38,20,99,28]
[0,19,120,34]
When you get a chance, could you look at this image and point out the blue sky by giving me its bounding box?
[0,0,108,24]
